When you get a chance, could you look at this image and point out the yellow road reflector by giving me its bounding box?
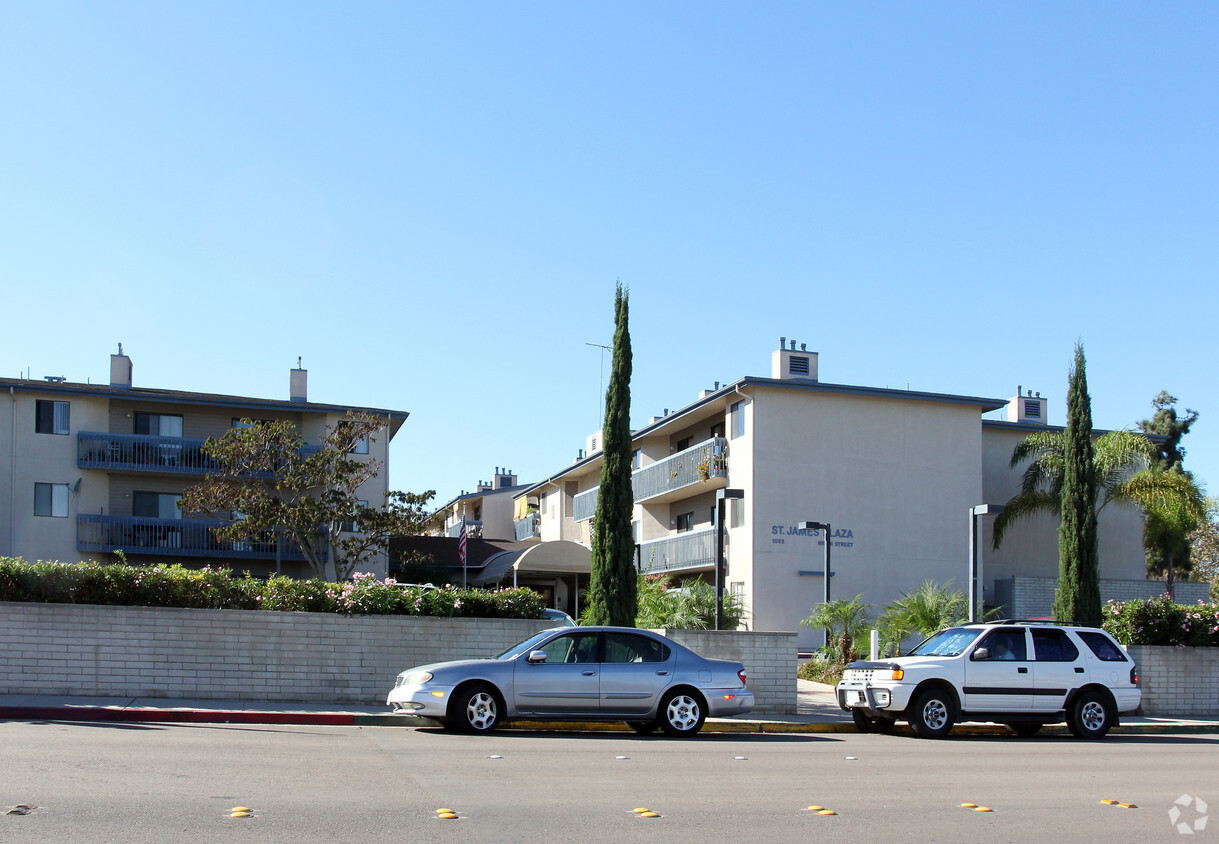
[960,803,977,808]
[230,811,251,818]
[231,806,251,812]
[633,808,651,814]
[640,812,660,818]
[438,813,458,820]
[974,807,993,812]
[1100,799,1118,805]
[436,808,454,814]
[806,806,824,811]
[818,809,837,816]
[1118,803,1139,809]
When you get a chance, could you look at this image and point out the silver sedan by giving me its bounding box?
[386,626,754,736]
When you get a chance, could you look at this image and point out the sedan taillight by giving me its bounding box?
[737,669,747,686]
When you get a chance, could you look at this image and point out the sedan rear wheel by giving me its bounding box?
[453,683,500,733]
[659,690,706,737]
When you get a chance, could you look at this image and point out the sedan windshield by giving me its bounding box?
[495,631,556,660]
[908,627,983,657]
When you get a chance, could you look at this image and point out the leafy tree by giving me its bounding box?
[801,595,871,664]
[180,412,425,581]
[1138,391,1198,473]
[1189,497,1219,600]
[334,490,437,576]
[586,284,637,626]
[1053,344,1102,627]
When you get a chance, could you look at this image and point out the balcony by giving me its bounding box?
[638,527,717,574]
[77,514,315,561]
[78,432,323,476]
[514,514,540,541]
[448,521,482,539]
[573,437,729,521]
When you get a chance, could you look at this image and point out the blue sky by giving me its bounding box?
[3,2,1216,505]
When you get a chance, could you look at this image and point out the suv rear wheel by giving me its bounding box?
[1067,690,1113,739]
[908,688,956,739]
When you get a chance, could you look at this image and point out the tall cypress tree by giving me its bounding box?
[1052,343,1102,626]
[586,284,637,626]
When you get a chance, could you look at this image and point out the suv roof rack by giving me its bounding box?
[986,619,1090,627]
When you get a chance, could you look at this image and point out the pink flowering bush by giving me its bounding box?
[0,556,547,620]
[1103,595,1219,647]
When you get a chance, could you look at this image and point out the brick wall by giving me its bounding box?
[1127,645,1219,716]
[994,576,1210,619]
[0,602,795,715]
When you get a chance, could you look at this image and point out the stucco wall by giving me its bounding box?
[0,603,796,715]
[1127,645,1219,716]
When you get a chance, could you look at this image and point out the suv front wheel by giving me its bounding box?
[1067,690,1114,739]
[908,688,957,739]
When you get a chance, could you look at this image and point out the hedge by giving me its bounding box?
[0,557,546,619]
[1103,595,1219,647]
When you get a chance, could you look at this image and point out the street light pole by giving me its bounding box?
[969,504,1005,622]
[799,520,831,648]
[715,489,745,630]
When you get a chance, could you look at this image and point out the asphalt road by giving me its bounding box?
[1,720,1214,842]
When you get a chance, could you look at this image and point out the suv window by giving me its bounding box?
[1076,631,1128,662]
[909,628,982,657]
[1032,628,1080,661]
[975,628,1027,661]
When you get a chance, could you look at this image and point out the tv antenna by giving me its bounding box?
[586,342,611,425]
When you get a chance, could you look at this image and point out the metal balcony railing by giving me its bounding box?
[76,514,316,561]
[514,514,540,541]
[448,521,482,538]
[573,437,729,522]
[78,432,323,476]
[638,527,717,574]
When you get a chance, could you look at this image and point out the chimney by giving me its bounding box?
[290,357,307,402]
[1006,385,1047,425]
[110,343,132,389]
[771,338,818,382]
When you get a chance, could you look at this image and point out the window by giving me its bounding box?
[675,436,692,452]
[1077,631,1128,662]
[632,449,642,469]
[538,632,599,664]
[729,400,745,439]
[133,492,183,520]
[34,483,69,517]
[350,435,369,454]
[975,628,1027,661]
[1032,628,1079,662]
[632,520,640,543]
[729,498,745,528]
[675,512,693,533]
[35,400,70,435]
[603,633,669,664]
[135,413,183,437]
[232,418,274,429]
[342,500,370,533]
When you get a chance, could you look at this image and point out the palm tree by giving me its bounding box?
[1124,470,1206,599]
[992,429,1163,549]
[879,579,966,655]
[801,595,871,664]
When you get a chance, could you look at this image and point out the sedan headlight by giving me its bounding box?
[396,671,433,687]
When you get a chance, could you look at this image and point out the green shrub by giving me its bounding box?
[0,557,547,620]
[1103,596,1219,646]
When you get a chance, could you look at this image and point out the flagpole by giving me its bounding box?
[460,513,468,589]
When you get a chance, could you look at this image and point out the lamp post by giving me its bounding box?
[715,488,745,630]
[799,520,831,648]
[969,504,1005,622]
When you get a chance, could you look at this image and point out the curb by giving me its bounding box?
[3,707,1217,735]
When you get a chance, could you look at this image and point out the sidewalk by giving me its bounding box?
[1,681,1216,735]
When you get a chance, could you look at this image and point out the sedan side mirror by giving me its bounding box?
[526,649,549,664]
[971,647,991,661]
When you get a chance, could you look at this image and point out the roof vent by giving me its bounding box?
[771,338,818,382]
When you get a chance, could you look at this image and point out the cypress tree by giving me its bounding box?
[1052,343,1102,626]
[586,284,637,626]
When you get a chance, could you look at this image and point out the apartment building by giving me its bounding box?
[523,340,1153,650]
[1,348,406,578]
[434,467,530,542]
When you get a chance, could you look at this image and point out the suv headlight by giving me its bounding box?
[872,669,904,681]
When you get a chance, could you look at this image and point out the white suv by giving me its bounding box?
[836,622,1140,739]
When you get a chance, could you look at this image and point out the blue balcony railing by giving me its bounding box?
[448,521,482,538]
[638,528,717,574]
[514,514,540,541]
[78,432,324,476]
[76,514,316,561]
[573,437,729,522]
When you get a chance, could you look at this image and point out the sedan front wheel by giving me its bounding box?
[452,683,500,733]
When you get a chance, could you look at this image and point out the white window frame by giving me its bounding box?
[34,482,69,517]
[36,400,70,435]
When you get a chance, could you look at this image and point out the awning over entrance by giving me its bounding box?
[469,540,591,586]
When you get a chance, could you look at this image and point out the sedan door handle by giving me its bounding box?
[1017,667,1028,674]
[582,670,597,676]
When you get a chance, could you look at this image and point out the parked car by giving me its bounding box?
[835,621,1140,739]
[387,626,754,736]
[541,608,578,627]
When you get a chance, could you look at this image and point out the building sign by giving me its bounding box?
[770,524,855,548]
